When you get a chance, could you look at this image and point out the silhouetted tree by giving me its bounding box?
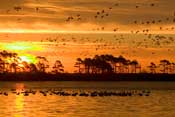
[115,55,127,73]
[102,54,116,73]
[0,50,14,72]
[83,55,113,74]
[123,60,130,73]
[0,58,4,73]
[148,62,157,73]
[0,51,21,73]
[171,62,175,74]
[52,60,64,73]
[129,60,141,73]
[36,56,49,73]
[84,58,93,74]
[159,59,170,73]
[74,58,83,73]
[20,61,30,72]
[29,63,38,73]
[10,63,18,73]
[10,57,21,73]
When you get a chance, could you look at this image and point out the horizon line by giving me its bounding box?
[0,29,174,34]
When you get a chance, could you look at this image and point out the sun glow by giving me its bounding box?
[3,42,42,51]
[19,54,37,63]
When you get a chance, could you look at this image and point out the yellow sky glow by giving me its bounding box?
[19,54,37,63]
[3,42,42,51]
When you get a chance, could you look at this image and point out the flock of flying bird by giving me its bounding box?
[2,2,175,58]
[43,2,175,57]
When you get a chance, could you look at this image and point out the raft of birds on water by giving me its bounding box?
[0,89,151,97]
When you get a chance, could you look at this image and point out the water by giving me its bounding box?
[0,81,175,117]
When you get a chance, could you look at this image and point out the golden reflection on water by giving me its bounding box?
[14,95,24,117]
[14,83,25,117]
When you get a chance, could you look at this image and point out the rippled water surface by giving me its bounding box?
[0,81,175,117]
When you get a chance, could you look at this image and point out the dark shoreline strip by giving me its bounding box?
[0,73,175,81]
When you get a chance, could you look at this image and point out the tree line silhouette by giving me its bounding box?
[74,55,141,74]
[74,55,175,74]
[0,50,175,74]
[0,50,64,74]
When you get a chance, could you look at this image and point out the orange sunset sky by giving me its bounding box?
[0,0,174,72]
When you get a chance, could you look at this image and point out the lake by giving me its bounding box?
[0,81,175,117]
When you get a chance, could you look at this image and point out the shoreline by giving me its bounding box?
[0,73,175,81]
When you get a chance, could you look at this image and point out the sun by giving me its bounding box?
[19,54,37,63]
